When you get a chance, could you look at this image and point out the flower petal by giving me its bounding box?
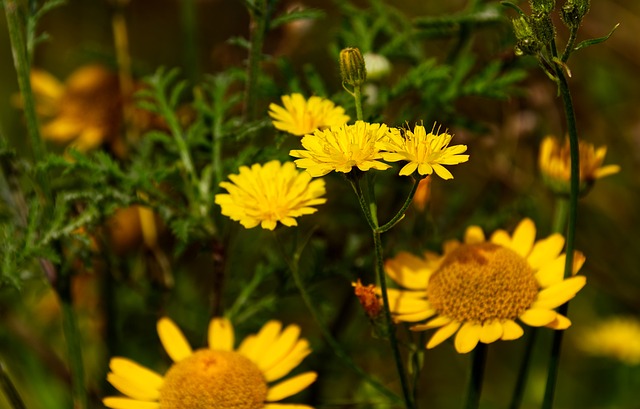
[480,321,503,344]
[109,358,164,391]
[107,373,160,401]
[157,318,192,362]
[519,309,557,327]
[256,324,301,372]
[527,234,564,270]
[454,322,482,353]
[263,339,311,382]
[103,397,160,409]
[208,317,234,351]
[464,226,486,244]
[500,320,524,340]
[426,321,461,349]
[266,372,317,402]
[510,218,536,257]
[546,314,572,330]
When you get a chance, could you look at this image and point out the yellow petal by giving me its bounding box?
[572,251,586,275]
[489,229,511,247]
[535,276,586,308]
[454,322,482,354]
[426,321,461,349]
[157,318,192,362]
[266,372,317,402]
[500,320,524,340]
[519,309,557,327]
[527,234,564,269]
[107,373,160,401]
[244,321,283,363]
[257,324,301,372]
[534,255,567,288]
[264,405,314,409]
[546,314,571,330]
[387,297,432,315]
[263,340,311,382]
[208,317,234,351]
[109,358,164,390]
[464,226,485,244]
[411,315,452,331]
[396,309,437,323]
[102,397,159,409]
[510,218,536,257]
[480,321,503,344]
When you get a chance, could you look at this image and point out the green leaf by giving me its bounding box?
[574,23,620,52]
[270,8,325,30]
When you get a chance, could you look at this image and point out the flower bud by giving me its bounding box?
[512,16,542,56]
[529,0,555,15]
[531,11,555,46]
[340,47,367,87]
[561,0,590,28]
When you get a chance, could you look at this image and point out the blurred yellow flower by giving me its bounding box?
[539,136,620,195]
[580,317,640,365]
[268,93,350,136]
[289,121,391,177]
[29,65,122,152]
[104,317,317,409]
[384,218,586,354]
[215,160,326,230]
[380,124,469,179]
[412,177,432,212]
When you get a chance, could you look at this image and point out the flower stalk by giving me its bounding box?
[244,0,268,121]
[0,361,26,409]
[463,342,488,409]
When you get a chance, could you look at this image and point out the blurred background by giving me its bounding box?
[1,0,640,408]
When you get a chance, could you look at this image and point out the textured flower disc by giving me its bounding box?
[427,242,539,323]
[160,349,267,409]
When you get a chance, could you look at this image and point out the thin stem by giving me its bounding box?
[276,234,403,405]
[463,342,488,409]
[373,230,415,409]
[508,328,538,409]
[180,0,199,84]
[551,197,570,235]
[0,361,26,409]
[378,177,422,233]
[4,0,48,193]
[111,2,136,150]
[58,279,88,409]
[541,42,580,409]
[243,0,268,121]
[354,85,364,121]
[561,27,579,63]
[347,176,376,230]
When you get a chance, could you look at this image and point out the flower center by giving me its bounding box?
[426,242,538,323]
[159,349,267,409]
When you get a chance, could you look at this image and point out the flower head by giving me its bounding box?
[103,317,317,409]
[384,218,586,354]
[380,124,469,179]
[289,121,392,177]
[268,93,350,136]
[539,135,620,195]
[579,317,640,365]
[215,160,326,230]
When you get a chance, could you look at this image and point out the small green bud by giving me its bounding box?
[531,11,556,46]
[340,47,367,87]
[561,0,590,28]
[529,0,555,14]
[512,16,542,56]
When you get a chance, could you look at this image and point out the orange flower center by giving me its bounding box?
[427,243,538,323]
[159,350,267,409]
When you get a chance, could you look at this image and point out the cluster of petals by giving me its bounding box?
[383,218,586,354]
[103,317,316,409]
[268,93,350,136]
[215,160,326,230]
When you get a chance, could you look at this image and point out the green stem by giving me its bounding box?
[0,361,26,409]
[4,0,48,193]
[354,85,364,121]
[373,230,415,409]
[508,328,538,409]
[347,175,376,230]
[279,235,403,405]
[58,279,88,409]
[551,197,570,234]
[180,0,199,84]
[561,27,579,63]
[541,43,580,409]
[378,177,422,233]
[243,0,268,121]
[463,342,488,409]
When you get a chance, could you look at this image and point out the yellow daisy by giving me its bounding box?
[215,160,327,230]
[380,124,469,179]
[579,317,640,365]
[289,121,392,177]
[539,135,620,195]
[103,317,317,409]
[383,218,586,354]
[268,93,350,136]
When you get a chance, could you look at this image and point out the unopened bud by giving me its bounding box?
[529,0,555,15]
[561,0,590,28]
[531,11,555,46]
[512,16,542,56]
[340,47,367,87]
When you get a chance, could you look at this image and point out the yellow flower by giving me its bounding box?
[289,121,392,177]
[268,93,350,136]
[412,177,431,212]
[215,160,326,230]
[103,317,317,409]
[539,135,620,195]
[384,218,586,354]
[380,124,469,179]
[579,317,640,365]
